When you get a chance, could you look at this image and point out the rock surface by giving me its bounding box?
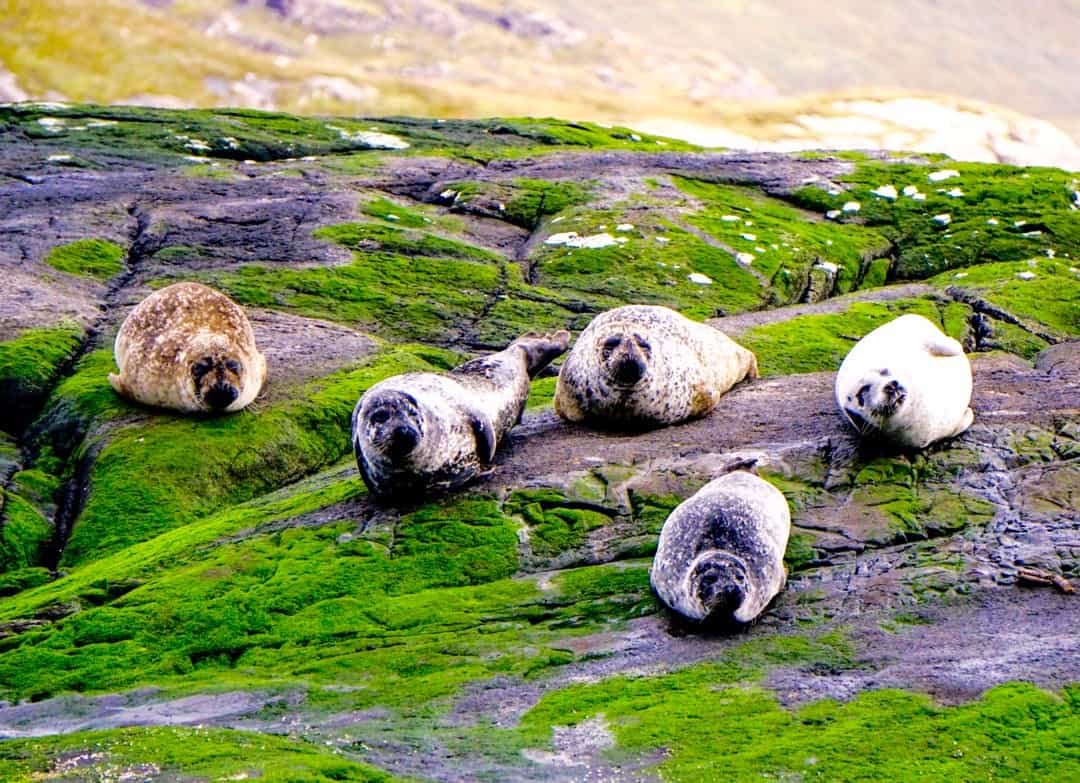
[0,104,1076,782]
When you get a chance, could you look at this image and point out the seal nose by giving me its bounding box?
[204,383,239,411]
[883,379,902,400]
[698,571,745,618]
[612,354,646,385]
[387,425,420,459]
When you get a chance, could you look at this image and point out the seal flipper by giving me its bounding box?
[514,330,571,378]
[925,334,964,357]
[468,410,497,463]
[108,372,128,399]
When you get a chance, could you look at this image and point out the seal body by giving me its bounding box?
[109,282,266,413]
[835,313,973,448]
[651,471,790,624]
[554,305,758,428]
[353,331,570,499]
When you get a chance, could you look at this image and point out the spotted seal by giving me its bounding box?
[553,305,758,428]
[835,313,973,448]
[353,331,570,500]
[650,471,790,625]
[108,282,267,413]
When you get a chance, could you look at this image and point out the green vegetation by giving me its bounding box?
[676,177,894,300]
[0,726,398,782]
[0,490,53,572]
[43,238,126,279]
[0,322,84,433]
[56,346,444,566]
[444,178,592,228]
[739,297,971,376]
[792,161,1080,280]
[519,671,1078,782]
[507,489,611,559]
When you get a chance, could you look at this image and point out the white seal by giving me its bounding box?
[651,471,791,624]
[835,313,974,448]
[554,305,758,428]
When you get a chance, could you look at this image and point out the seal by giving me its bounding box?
[553,305,758,428]
[835,313,973,448]
[353,330,570,499]
[108,282,267,413]
[650,471,790,625]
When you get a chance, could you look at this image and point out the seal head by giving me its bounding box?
[356,389,426,464]
[186,333,247,412]
[840,368,907,436]
[688,551,751,620]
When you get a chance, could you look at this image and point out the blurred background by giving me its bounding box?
[4,0,1080,168]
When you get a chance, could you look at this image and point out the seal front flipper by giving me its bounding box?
[108,372,128,399]
[468,409,497,463]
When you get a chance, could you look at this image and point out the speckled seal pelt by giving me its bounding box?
[353,330,570,500]
[835,313,973,448]
[553,304,758,428]
[108,282,267,413]
[651,471,791,625]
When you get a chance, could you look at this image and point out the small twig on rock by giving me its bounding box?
[1017,567,1076,594]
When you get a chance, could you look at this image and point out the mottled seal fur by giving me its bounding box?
[353,331,570,500]
[109,282,267,413]
[651,471,790,625]
[835,313,973,448]
[553,305,758,428]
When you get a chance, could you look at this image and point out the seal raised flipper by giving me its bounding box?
[514,330,572,378]
[467,408,497,464]
[926,334,964,357]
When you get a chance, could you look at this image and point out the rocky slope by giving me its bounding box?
[6,2,1080,168]
[0,103,1077,781]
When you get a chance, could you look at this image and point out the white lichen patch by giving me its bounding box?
[987,218,999,225]
[735,252,755,267]
[741,233,757,241]
[85,119,117,128]
[932,214,952,225]
[1046,248,1056,258]
[928,169,960,182]
[946,187,964,198]
[544,232,619,249]
[721,214,740,222]
[655,236,670,244]
[815,261,839,274]
[1023,230,1043,237]
[954,272,969,279]
[870,184,898,199]
[826,210,841,220]
[615,223,634,232]
[902,185,919,196]
[36,117,65,132]
[185,138,211,151]
[1016,271,1037,280]
[687,272,713,285]
[1014,220,1027,228]
[912,192,927,201]
[842,201,861,213]
[326,124,410,149]
[46,154,72,162]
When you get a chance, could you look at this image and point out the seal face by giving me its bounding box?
[108,282,267,413]
[835,313,974,449]
[650,471,791,625]
[353,331,570,500]
[553,305,758,428]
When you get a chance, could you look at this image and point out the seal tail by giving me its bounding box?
[514,330,571,378]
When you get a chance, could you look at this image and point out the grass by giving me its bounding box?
[0,322,85,434]
[42,238,126,279]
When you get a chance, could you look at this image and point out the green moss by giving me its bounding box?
[43,238,126,279]
[675,177,894,300]
[525,375,558,410]
[518,673,1078,782]
[0,726,398,782]
[506,490,611,559]
[932,260,1080,337]
[791,161,1080,281]
[359,197,435,228]
[0,322,84,434]
[739,298,971,376]
[445,178,592,228]
[0,491,53,572]
[59,347,443,566]
[0,567,50,597]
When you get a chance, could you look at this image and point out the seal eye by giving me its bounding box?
[601,335,622,356]
[855,384,871,407]
[370,410,391,425]
[192,357,213,380]
[224,359,242,374]
[633,334,652,356]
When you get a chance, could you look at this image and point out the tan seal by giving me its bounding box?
[650,471,791,624]
[554,305,758,428]
[835,313,973,448]
[109,282,267,413]
[353,331,570,500]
